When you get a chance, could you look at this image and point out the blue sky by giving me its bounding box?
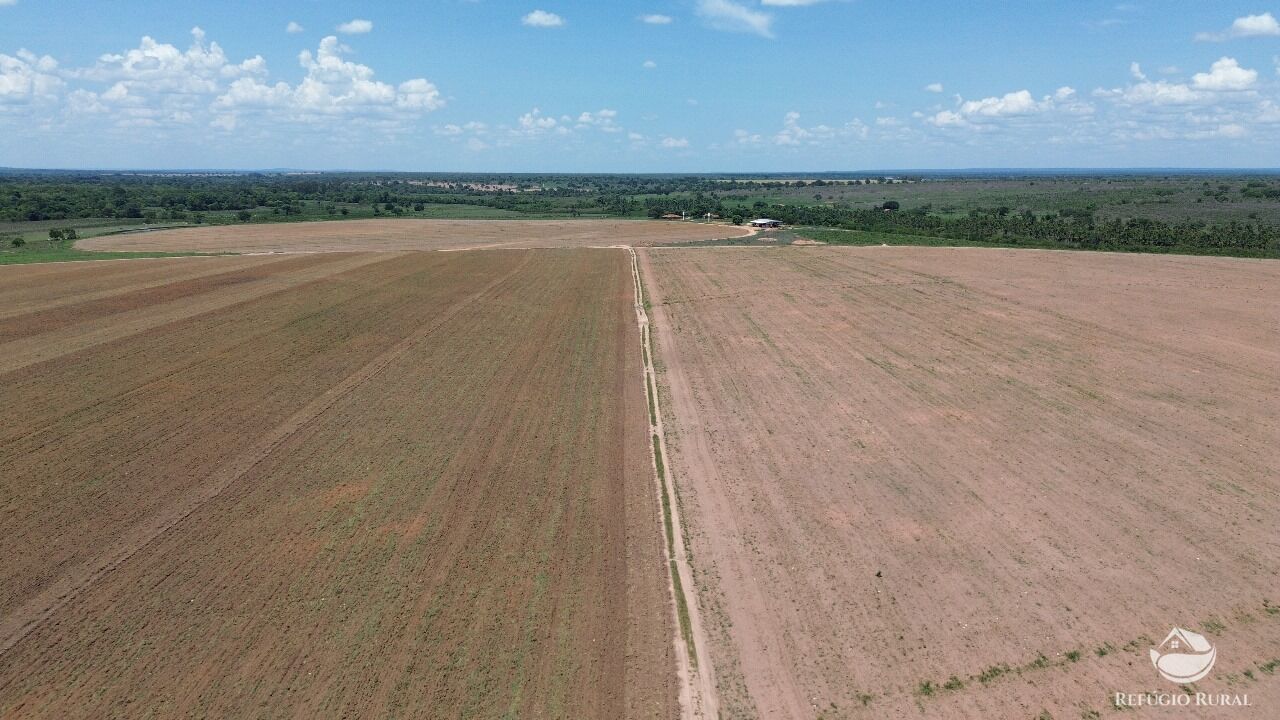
[2,1,1280,170]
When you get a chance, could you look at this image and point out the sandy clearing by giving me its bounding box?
[640,246,1280,719]
[76,218,751,254]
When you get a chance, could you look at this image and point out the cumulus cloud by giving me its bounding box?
[0,0,17,6]
[660,136,689,148]
[0,50,63,103]
[522,10,565,28]
[640,14,673,24]
[767,110,867,145]
[923,82,943,93]
[516,107,560,133]
[208,35,443,131]
[437,106,637,148]
[576,108,620,131]
[1096,57,1258,106]
[927,86,1088,127]
[1195,12,1280,41]
[1191,56,1257,91]
[57,27,270,130]
[696,0,774,38]
[286,21,304,34]
[643,59,657,68]
[336,19,373,35]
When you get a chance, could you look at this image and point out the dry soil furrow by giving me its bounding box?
[642,247,1280,719]
[0,252,389,375]
[0,255,274,320]
[0,249,674,720]
[0,253,532,657]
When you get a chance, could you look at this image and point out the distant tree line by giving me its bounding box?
[764,203,1280,256]
[3,172,1279,257]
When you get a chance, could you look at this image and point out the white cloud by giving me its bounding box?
[1196,12,1280,41]
[0,50,63,103]
[927,86,1089,127]
[1215,122,1247,138]
[0,0,18,6]
[923,82,943,93]
[213,35,443,121]
[660,136,689,148]
[396,78,443,109]
[1094,57,1262,106]
[286,21,304,34]
[640,14,673,24]
[696,0,774,38]
[62,27,269,130]
[517,107,558,132]
[761,0,832,4]
[642,59,657,69]
[1191,56,1257,91]
[522,10,565,28]
[336,19,373,34]
[1096,78,1203,105]
[576,108,620,131]
[960,89,1041,117]
[768,110,864,145]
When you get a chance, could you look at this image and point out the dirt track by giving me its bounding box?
[75,218,750,254]
[0,250,674,718]
[640,246,1280,719]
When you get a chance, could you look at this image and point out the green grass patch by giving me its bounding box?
[977,663,1012,683]
[652,434,674,557]
[0,245,204,266]
[645,373,657,427]
[669,559,697,670]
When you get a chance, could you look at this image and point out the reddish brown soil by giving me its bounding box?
[76,219,749,254]
[0,250,673,718]
[639,246,1280,719]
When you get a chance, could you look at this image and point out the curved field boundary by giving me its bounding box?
[628,247,718,719]
[0,254,533,658]
[76,219,752,254]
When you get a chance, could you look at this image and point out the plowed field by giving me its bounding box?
[0,250,674,718]
[76,219,749,254]
[639,246,1280,719]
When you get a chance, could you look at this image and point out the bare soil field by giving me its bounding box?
[76,218,749,254]
[639,246,1280,719]
[0,250,674,718]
